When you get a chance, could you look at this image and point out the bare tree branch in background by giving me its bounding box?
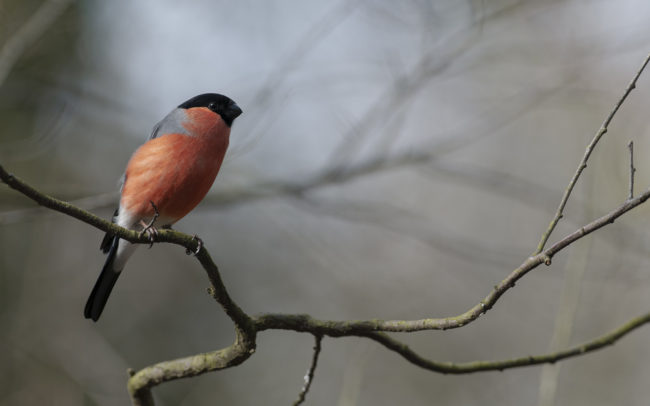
[0,0,75,161]
[0,0,74,88]
[235,0,363,154]
[328,0,527,168]
[287,195,524,269]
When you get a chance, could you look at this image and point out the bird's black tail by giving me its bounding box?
[85,235,121,322]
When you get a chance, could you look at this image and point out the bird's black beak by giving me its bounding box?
[222,102,242,127]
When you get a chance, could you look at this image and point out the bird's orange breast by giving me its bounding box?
[120,128,229,225]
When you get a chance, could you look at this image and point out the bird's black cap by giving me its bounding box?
[178,93,242,127]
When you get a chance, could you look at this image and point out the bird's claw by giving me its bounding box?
[141,226,159,248]
[186,234,203,256]
[139,223,159,248]
[139,200,160,248]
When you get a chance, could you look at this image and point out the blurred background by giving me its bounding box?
[1,0,650,405]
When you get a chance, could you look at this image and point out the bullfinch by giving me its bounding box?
[85,93,242,322]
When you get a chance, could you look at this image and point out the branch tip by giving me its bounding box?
[293,334,323,406]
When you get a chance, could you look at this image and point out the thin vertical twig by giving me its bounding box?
[628,140,636,200]
[293,335,323,406]
[534,53,650,254]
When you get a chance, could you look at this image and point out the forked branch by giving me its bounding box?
[534,54,650,254]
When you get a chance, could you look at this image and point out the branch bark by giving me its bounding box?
[128,330,256,405]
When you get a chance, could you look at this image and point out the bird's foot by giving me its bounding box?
[139,222,159,248]
[139,201,160,248]
[186,234,203,256]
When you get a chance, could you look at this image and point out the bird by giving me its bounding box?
[84,93,242,322]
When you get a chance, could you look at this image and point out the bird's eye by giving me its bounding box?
[208,102,218,112]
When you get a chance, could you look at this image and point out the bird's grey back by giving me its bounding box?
[149,108,188,140]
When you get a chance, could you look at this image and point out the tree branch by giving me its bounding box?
[0,166,254,331]
[255,186,650,334]
[360,311,650,374]
[534,53,650,254]
[0,154,650,372]
[0,164,258,404]
[3,152,650,404]
[128,331,255,405]
[3,160,650,403]
[293,334,323,406]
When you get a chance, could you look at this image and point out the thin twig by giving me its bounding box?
[628,140,636,200]
[293,335,323,406]
[535,53,650,254]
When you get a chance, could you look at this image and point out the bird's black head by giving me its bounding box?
[178,93,243,127]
